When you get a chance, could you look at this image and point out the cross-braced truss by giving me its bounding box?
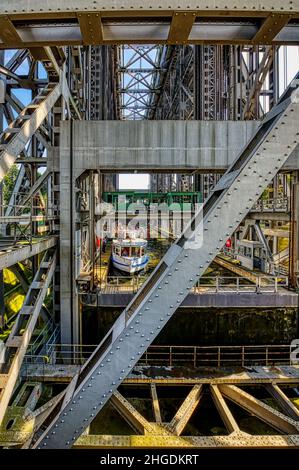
[116,45,163,120]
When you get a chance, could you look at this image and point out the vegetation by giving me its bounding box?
[2,164,18,206]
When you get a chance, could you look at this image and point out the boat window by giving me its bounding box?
[121,247,129,257]
[113,245,120,255]
[131,247,138,257]
[140,247,144,256]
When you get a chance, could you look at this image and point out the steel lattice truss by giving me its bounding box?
[116,45,165,120]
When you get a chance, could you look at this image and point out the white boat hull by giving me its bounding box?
[112,254,149,274]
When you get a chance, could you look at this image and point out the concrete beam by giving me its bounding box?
[219,384,299,435]
[59,121,299,176]
[0,236,57,270]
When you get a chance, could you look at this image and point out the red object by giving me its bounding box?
[96,237,101,248]
[225,238,232,248]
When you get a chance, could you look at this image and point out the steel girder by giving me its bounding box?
[0,2,298,47]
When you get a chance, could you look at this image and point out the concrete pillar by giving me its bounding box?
[60,120,80,344]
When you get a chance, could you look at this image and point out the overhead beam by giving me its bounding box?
[253,14,291,44]
[167,12,196,44]
[219,385,299,435]
[0,4,297,47]
[0,1,296,16]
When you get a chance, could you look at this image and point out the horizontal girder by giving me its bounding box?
[0,2,298,47]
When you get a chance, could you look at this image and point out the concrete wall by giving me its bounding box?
[58,120,299,176]
[82,306,298,346]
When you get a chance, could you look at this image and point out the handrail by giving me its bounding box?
[23,344,295,369]
[97,275,289,294]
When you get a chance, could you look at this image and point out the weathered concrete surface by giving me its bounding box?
[56,121,299,176]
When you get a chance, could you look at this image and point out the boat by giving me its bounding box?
[111,237,149,274]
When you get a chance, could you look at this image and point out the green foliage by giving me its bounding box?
[2,164,19,206]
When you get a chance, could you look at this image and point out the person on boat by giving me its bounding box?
[102,236,107,253]
[122,247,129,257]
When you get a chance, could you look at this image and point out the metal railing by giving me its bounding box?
[194,275,288,293]
[98,275,288,294]
[23,344,97,366]
[251,196,290,213]
[26,321,58,356]
[23,343,296,369]
[140,345,295,367]
[100,275,148,294]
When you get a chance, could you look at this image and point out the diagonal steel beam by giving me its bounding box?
[167,385,203,436]
[0,82,61,181]
[150,383,162,425]
[219,384,299,434]
[210,384,240,434]
[265,384,299,421]
[111,390,171,436]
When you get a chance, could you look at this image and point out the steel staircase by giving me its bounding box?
[0,249,56,424]
[32,74,299,448]
[0,82,61,181]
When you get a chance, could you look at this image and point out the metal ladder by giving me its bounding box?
[33,74,299,449]
[0,249,56,424]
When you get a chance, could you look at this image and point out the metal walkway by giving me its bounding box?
[32,74,299,448]
[0,236,57,270]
